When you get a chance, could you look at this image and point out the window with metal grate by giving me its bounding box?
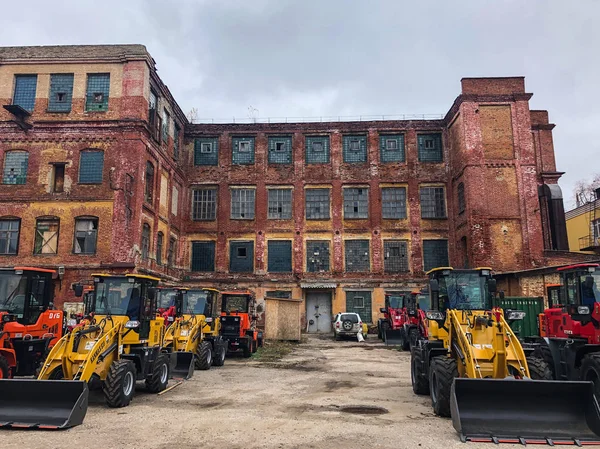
[194,138,219,165]
[384,240,409,272]
[268,136,292,164]
[192,188,217,220]
[343,135,367,163]
[418,133,443,162]
[229,241,254,272]
[78,151,104,184]
[191,241,215,272]
[267,189,292,219]
[231,188,256,219]
[305,136,330,164]
[343,188,369,219]
[85,74,110,112]
[267,240,292,272]
[380,134,405,163]
[0,219,20,255]
[13,75,37,112]
[345,240,370,272]
[306,240,330,272]
[346,290,372,323]
[420,186,446,218]
[423,240,449,272]
[305,188,330,220]
[382,187,407,219]
[232,137,255,165]
[3,151,29,185]
[48,74,74,112]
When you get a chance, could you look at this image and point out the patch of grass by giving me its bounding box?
[251,341,295,362]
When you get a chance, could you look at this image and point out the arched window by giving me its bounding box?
[145,162,154,204]
[141,224,150,260]
[73,216,98,254]
[34,216,60,255]
[156,232,164,265]
[3,151,29,185]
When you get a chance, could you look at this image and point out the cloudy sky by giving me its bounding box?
[1,0,597,208]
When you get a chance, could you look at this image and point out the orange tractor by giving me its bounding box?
[220,291,263,357]
[0,267,64,378]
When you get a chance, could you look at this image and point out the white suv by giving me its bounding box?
[333,313,365,340]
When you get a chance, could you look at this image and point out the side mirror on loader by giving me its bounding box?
[73,284,84,297]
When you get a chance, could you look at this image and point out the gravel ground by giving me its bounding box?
[4,335,522,449]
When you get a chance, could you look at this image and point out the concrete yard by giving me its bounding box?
[5,336,519,449]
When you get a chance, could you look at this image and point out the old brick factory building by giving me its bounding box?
[0,44,582,330]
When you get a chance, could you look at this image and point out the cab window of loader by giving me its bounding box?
[0,273,26,318]
[223,295,249,313]
[95,278,143,317]
[185,290,209,315]
[417,294,429,311]
[580,272,600,306]
[439,273,490,310]
[158,290,176,309]
[387,295,403,309]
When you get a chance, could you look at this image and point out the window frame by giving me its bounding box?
[78,150,104,184]
[73,216,99,255]
[420,186,447,219]
[305,188,331,220]
[343,187,369,219]
[2,151,29,185]
[191,241,216,272]
[229,240,254,273]
[306,240,331,273]
[192,187,218,221]
[305,136,330,164]
[267,188,293,220]
[267,240,293,273]
[48,73,74,112]
[230,188,256,220]
[232,137,256,165]
[194,138,219,166]
[418,133,443,163]
[268,136,293,164]
[85,73,110,112]
[422,239,449,272]
[168,237,177,267]
[0,218,21,255]
[381,187,407,219]
[34,217,60,255]
[13,74,37,112]
[156,232,164,265]
[145,161,155,204]
[344,239,371,273]
[458,182,466,214]
[383,240,409,273]
[342,135,367,163]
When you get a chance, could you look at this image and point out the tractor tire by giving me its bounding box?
[49,366,65,379]
[145,353,170,393]
[429,356,458,417]
[411,348,429,395]
[212,342,226,367]
[399,329,410,351]
[380,321,390,340]
[258,334,264,348]
[526,356,553,380]
[103,360,136,408]
[0,355,9,379]
[377,320,384,339]
[533,343,556,379]
[251,338,258,354]
[409,328,420,349]
[580,353,600,397]
[242,339,252,358]
[195,341,213,370]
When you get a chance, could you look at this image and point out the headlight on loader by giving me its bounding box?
[426,311,444,321]
[124,320,140,329]
[506,310,526,321]
[578,306,590,314]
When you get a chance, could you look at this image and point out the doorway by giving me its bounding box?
[305,291,332,333]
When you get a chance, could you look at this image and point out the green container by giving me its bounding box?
[497,296,544,338]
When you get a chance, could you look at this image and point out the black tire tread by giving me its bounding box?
[430,356,458,417]
[400,329,410,351]
[195,340,212,370]
[242,338,252,358]
[411,348,429,395]
[409,328,420,349]
[212,341,226,367]
[0,354,10,379]
[533,343,555,379]
[527,356,553,380]
[103,359,136,408]
[581,353,600,398]
[145,353,169,393]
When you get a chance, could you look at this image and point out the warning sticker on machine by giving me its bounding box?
[84,340,96,351]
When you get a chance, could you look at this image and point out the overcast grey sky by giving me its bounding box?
[0,0,597,208]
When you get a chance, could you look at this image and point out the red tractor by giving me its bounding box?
[0,267,64,378]
[401,290,429,348]
[220,291,263,357]
[529,263,600,392]
[378,292,411,348]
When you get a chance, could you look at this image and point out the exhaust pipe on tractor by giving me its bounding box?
[169,352,194,380]
[0,379,88,430]
[451,378,600,445]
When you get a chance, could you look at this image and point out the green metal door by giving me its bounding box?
[497,296,544,338]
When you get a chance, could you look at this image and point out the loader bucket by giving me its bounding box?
[451,378,600,445]
[170,351,194,380]
[0,379,88,430]
[383,328,404,346]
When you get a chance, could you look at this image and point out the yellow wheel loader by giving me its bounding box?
[411,267,600,445]
[0,274,170,429]
[162,288,227,379]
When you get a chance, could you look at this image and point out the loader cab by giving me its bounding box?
[0,267,55,325]
[184,289,217,318]
[157,288,177,311]
[405,291,428,316]
[222,292,252,315]
[558,263,600,322]
[90,274,160,340]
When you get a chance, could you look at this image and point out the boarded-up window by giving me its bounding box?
[159,173,169,214]
[229,241,254,273]
[231,188,255,219]
[423,240,449,272]
[194,138,218,165]
[268,136,292,164]
[34,218,59,255]
[3,151,29,185]
[192,188,217,220]
[343,135,367,163]
[191,241,215,272]
[418,133,443,162]
[345,240,370,272]
[171,185,179,216]
[380,134,405,162]
[73,217,98,254]
[306,240,330,272]
[480,105,514,159]
[305,136,330,164]
[420,187,446,218]
[346,291,372,323]
[268,189,292,219]
[267,240,292,272]
[78,151,104,184]
[382,187,407,219]
[384,240,408,273]
[305,188,330,220]
[343,188,369,219]
[232,137,255,165]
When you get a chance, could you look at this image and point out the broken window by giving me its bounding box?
[192,187,217,220]
[343,135,367,163]
[141,224,150,260]
[382,187,407,219]
[229,241,254,272]
[34,218,60,255]
[48,74,74,112]
[343,187,369,219]
[267,189,292,219]
[305,136,330,164]
[267,240,292,273]
[156,232,164,265]
[145,162,154,204]
[52,163,65,193]
[174,124,180,160]
[423,240,449,272]
[13,75,37,112]
[458,182,465,214]
[346,290,372,323]
[306,240,330,272]
[305,188,330,220]
[78,150,104,184]
[3,151,29,185]
[85,73,110,112]
[268,136,292,164]
[191,241,215,272]
[73,217,98,254]
[420,186,446,218]
[232,137,255,164]
[418,133,443,162]
[345,240,370,272]
[380,134,405,162]
[0,219,20,255]
[230,188,255,219]
[384,240,409,273]
[162,109,170,143]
